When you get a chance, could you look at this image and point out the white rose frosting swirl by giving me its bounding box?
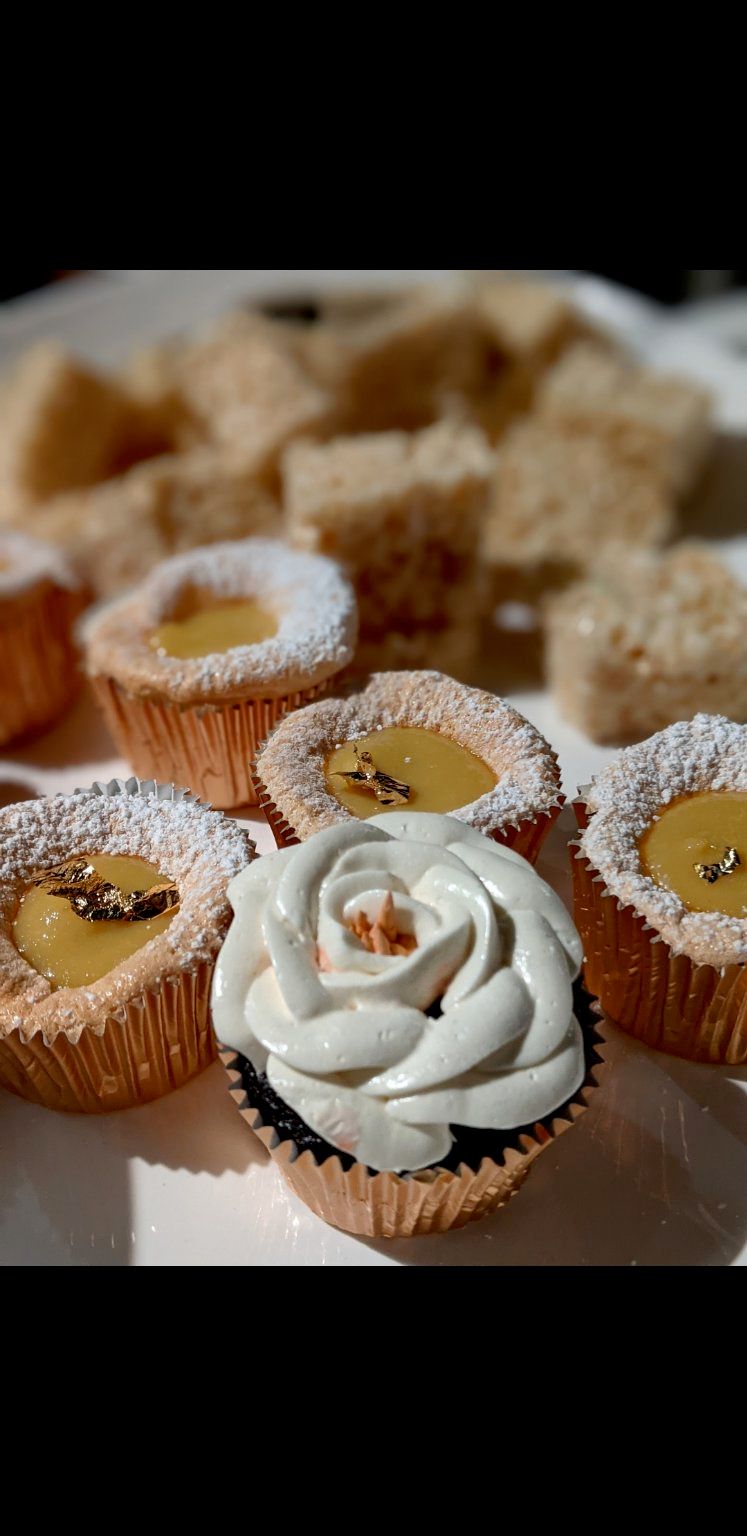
[213,813,585,1174]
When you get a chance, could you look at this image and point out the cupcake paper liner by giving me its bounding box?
[0,777,245,1114]
[0,958,216,1113]
[572,841,747,1066]
[0,583,82,747]
[219,1015,606,1239]
[91,676,336,810]
[498,800,563,865]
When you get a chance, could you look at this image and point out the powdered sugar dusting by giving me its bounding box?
[0,783,254,1043]
[256,671,561,840]
[0,530,79,598]
[83,539,358,705]
[581,715,747,967]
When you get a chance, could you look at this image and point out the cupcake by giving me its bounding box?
[254,671,563,865]
[0,531,85,747]
[573,715,747,1064]
[0,778,253,1112]
[83,539,358,810]
[214,813,603,1239]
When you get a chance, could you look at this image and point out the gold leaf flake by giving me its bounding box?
[335,746,410,808]
[694,847,742,886]
[32,857,180,923]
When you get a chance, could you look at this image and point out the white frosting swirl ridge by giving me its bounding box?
[213,813,585,1174]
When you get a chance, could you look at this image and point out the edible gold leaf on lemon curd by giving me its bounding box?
[639,791,747,917]
[31,856,180,922]
[14,854,180,990]
[326,727,497,820]
[334,745,411,808]
[695,846,741,886]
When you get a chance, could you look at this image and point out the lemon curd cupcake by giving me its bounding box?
[83,539,358,810]
[214,814,603,1239]
[0,531,85,747]
[254,672,563,864]
[573,715,747,1064]
[0,779,254,1112]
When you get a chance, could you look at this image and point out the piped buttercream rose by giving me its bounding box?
[213,813,585,1174]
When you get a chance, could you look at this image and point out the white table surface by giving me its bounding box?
[1,269,746,1268]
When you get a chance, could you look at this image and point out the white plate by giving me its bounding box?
[1,270,746,1269]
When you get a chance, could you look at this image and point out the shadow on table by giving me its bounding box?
[0,1063,264,1268]
[0,779,39,809]
[11,682,118,775]
[471,615,545,698]
[0,1085,133,1267]
[126,1061,268,1180]
[684,431,747,542]
[363,1031,747,1268]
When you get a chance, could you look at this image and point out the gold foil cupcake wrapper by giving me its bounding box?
[572,793,747,1065]
[572,793,591,832]
[75,776,200,808]
[251,770,301,848]
[0,777,247,1113]
[495,798,563,865]
[0,959,216,1114]
[91,675,337,810]
[219,1019,606,1239]
[0,582,82,747]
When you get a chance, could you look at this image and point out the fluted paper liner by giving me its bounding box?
[0,960,216,1113]
[252,756,564,868]
[499,800,563,865]
[91,675,337,811]
[0,778,244,1114]
[219,1017,605,1240]
[572,797,747,1065]
[0,582,82,747]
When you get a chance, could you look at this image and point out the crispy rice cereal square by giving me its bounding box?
[484,419,675,606]
[27,448,279,599]
[176,314,333,468]
[545,544,747,744]
[0,344,150,506]
[537,341,713,497]
[285,420,494,643]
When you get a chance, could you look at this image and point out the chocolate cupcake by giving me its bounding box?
[213,813,603,1239]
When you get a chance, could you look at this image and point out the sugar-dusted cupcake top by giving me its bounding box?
[83,539,359,706]
[0,529,80,600]
[255,671,562,841]
[580,715,747,968]
[0,780,254,1043]
[212,814,584,1174]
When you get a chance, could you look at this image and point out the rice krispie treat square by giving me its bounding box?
[0,344,152,509]
[176,315,333,470]
[122,338,195,450]
[477,278,580,364]
[285,420,494,667]
[27,447,280,599]
[485,420,676,607]
[312,287,484,433]
[453,275,597,440]
[545,545,747,744]
[537,342,713,497]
